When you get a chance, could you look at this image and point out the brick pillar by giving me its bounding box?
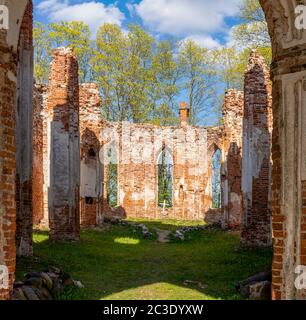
[179,102,189,127]
[241,50,272,247]
[48,48,80,241]
[221,90,244,229]
[79,83,103,226]
[33,84,48,226]
[0,36,17,300]
[15,0,33,256]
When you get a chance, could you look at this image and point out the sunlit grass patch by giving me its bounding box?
[114,237,140,245]
[16,221,272,300]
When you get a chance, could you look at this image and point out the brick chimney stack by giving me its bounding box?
[179,102,190,127]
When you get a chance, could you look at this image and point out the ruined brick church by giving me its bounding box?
[1,0,306,300]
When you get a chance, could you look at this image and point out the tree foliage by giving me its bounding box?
[232,0,270,48]
[179,40,217,125]
[33,0,272,126]
[33,22,52,83]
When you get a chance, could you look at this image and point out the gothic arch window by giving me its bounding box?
[157,146,173,208]
[212,149,221,209]
[107,144,118,208]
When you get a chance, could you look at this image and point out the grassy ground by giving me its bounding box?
[16,220,272,300]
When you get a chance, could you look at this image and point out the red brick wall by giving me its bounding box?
[32,84,48,225]
[221,90,244,229]
[79,83,103,226]
[241,51,272,246]
[47,48,80,241]
[0,37,17,300]
[15,0,33,257]
[99,121,223,221]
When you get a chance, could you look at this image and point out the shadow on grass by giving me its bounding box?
[16,221,272,300]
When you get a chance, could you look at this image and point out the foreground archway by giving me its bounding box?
[1,0,306,300]
[260,0,306,300]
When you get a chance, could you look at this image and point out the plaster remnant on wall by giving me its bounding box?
[241,50,272,247]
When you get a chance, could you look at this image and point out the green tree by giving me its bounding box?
[213,46,272,91]
[212,47,242,90]
[152,40,180,126]
[232,0,270,48]
[126,24,157,123]
[92,24,157,123]
[91,23,129,121]
[33,22,51,83]
[49,21,93,82]
[178,40,217,125]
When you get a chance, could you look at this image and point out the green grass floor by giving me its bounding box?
[16,220,272,300]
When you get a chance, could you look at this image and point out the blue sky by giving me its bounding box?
[34,0,243,49]
[33,0,244,125]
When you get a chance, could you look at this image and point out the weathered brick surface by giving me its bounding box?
[241,51,272,247]
[79,83,103,226]
[33,84,48,226]
[15,0,33,257]
[36,82,242,225]
[0,0,32,299]
[98,115,226,221]
[0,33,17,300]
[221,90,244,229]
[47,48,80,241]
[5,0,306,301]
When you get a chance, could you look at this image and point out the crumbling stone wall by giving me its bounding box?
[241,51,272,247]
[47,48,80,241]
[79,83,103,226]
[221,90,244,229]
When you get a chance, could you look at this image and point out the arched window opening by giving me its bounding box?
[88,148,96,159]
[158,146,173,208]
[212,149,221,209]
[107,145,118,208]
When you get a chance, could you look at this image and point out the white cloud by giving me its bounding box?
[36,0,125,36]
[37,0,67,11]
[134,0,242,36]
[183,35,221,49]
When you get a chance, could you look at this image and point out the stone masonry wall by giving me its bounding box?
[221,90,244,229]
[47,48,80,241]
[241,51,272,247]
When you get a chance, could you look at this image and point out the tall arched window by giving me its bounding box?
[212,149,221,208]
[107,144,118,208]
[158,146,173,208]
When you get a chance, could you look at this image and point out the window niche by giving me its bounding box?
[157,146,173,208]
